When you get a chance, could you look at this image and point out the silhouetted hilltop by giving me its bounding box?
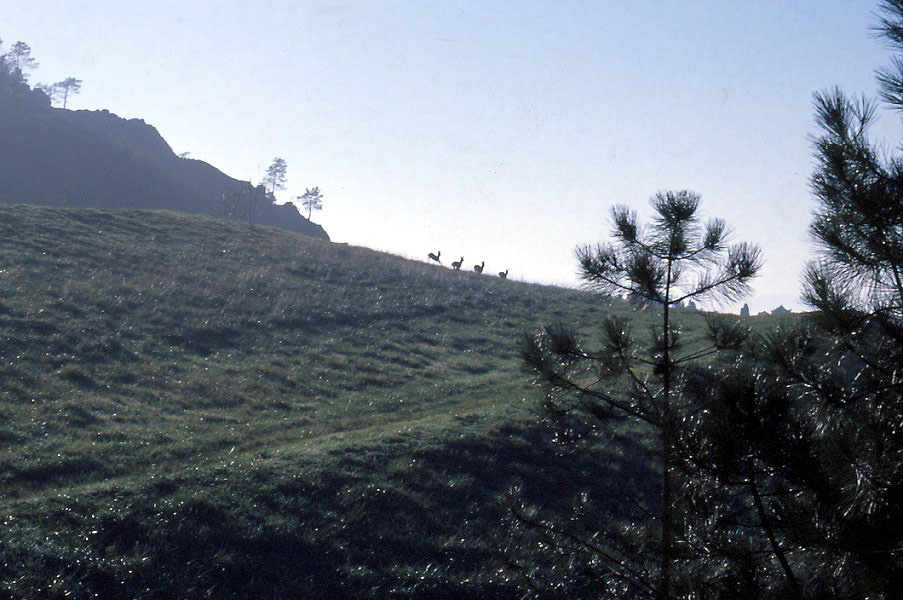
[0,84,328,239]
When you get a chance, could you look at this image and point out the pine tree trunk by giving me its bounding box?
[660,417,673,599]
[660,266,674,599]
[749,476,801,597]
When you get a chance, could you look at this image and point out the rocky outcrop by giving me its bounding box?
[0,92,328,240]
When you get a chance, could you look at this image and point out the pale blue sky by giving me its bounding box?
[3,1,899,312]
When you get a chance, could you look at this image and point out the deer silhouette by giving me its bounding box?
[474,261,485,274]
[498,269,508,279]
[427,250,441,263]
[451,256,463,271]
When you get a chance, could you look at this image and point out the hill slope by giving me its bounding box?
[0,86,328,240]
[0,206,737,598]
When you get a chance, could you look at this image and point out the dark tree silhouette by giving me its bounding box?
[297,186,323,220]
[676,2,903,596]
[262,157,288,198]
[35,78,82,108]
[522,191,761,597]
[55,77,82,108]
[2,41,37,82]
[0,38,47,106]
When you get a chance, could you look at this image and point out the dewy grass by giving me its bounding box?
[0,205,775,597]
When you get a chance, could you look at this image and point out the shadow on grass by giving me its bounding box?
[262,419,656,597]
[0,418,655,599]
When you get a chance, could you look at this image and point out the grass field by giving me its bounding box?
[0,206,792,598]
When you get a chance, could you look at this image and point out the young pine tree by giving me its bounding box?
[262,157,288,199]
[676,3,903,596]
[522,190,761,597]
[297,186,323,221]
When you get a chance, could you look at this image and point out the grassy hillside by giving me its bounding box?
[0,206,785,598]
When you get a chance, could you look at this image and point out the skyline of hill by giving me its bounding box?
[0,77,329,240]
